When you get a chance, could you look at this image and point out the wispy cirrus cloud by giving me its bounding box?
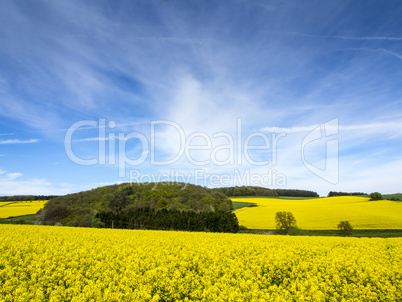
[1,0,402,195]
[74,136,130,142]
[262,121,402,134]
[275,31,402,41]
[334,35,402,41]
[0,172,23,180]
[74,137,111,142]
[341,48,402,60]
[0,139,41,145]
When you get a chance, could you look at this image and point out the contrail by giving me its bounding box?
[272,31,402,41]
[342,48,402,60]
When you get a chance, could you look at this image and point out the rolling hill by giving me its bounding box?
[40,182,233,227]
[233,196,402,230]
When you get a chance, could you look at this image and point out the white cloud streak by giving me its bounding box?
[342,48,402,60]
[0,1,401,195]
[74,136,129,142]
[262,121,402,134]
[0,139,41,145]
[276,31,402,41]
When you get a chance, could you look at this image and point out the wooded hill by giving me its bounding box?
[39,182,233,228]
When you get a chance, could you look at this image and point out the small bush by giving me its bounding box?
[287,227,306,236]
[16,219,26,225]
[91,218,105,228]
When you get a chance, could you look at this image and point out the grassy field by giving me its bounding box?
[231,196,318,200]
[274,196,319,200]
[0,200,47,219]
[232,201,257,210]
[384,193,402,200]
[1,224,401,301]
[233,196,402,230]
[0,214,37,225]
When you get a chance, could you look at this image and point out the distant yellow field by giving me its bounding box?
[233,196,402,230]
[0,200,47,218]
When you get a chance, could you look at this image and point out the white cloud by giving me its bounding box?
[0,169,75,195]
[74,136,132,142]
[0,138,41,145]
[313,159,402,196]
[343,48,402,60]
[262,121,402,135]
[276,31,402,41]
[74,137,111,142]
[0,1,401,196]
[0,172,23,180]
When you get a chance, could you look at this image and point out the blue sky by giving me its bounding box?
[1,0,402,196]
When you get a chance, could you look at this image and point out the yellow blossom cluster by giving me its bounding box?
[233,196,402,230]
[0,224,401,301]
[0,201,47,219]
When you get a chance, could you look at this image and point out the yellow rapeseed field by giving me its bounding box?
[0,224,401,301]
[0,200,47,219]
[233,196,402,230]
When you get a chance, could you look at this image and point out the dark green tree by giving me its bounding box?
[337,221,353,236]
[275,211,297,234]
[369,192,383,201]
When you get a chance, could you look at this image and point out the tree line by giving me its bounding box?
[327,191,367,197]
[96,207,239,233]
[215,186,276,197]
[274,189,319,198]
[0,195,58,202]
[214,186,319,198]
